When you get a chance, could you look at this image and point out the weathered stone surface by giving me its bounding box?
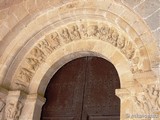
[135,0,160,18]
[145,9,160,30]
[0,24,9,41]
[152,28,160,42]
[122,0,143,8]
[0,0,159,120]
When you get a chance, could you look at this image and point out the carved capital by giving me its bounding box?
[4,91,26,120]
[133,84,160,115]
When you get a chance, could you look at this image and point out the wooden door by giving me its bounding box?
[41,57,120,120]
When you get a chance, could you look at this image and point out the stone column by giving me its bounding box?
[116,88,131,120]
[19,94,46,120]
[0,87,8,120]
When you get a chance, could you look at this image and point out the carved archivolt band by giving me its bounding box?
[12,22,146,90]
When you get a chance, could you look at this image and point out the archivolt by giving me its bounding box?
[3,21,150,93]
[0,0,157,93]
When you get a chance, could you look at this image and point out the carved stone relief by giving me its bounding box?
[79,24,88,37]
[69,25,81,40]
[117,36,126,49]
[99,25,110,41]
[122,41,135,60]
[5,100,23,120]
[131,51,143,73]
[133,84,160,115]
[60,28,72,43]
[12,22,145,89]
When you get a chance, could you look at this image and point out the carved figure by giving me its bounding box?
[99,25,110,41]
[30,47,46,62]
[45,32,60,50]
[26,58,40,71]
[107,28,114,42]
[69,25,81,40]
[134,96,145,112]
[122,41,135,59]
[145,85,160,111]
[79,24,88,37]
[38,40,53,55]
[134,94,151,114]
[110,29,119,46]
[14,102,23,120]
[60,28,71,42]
[117,36,125,49]
[134,85,160,115]
[131,55,143,73]
[5,102,14,119]
[18,68,33,83]
[87,25,99,37]
[5,101,23,120]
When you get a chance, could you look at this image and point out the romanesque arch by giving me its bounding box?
[0,0,159,120]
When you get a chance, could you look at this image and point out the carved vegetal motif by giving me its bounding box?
[5,101,23,120]
[69,25,81,40]
[133,84,160,114]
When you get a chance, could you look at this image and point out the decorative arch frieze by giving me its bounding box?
[10,21,150,91]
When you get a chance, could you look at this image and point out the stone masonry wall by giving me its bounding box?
[0,0,159,42]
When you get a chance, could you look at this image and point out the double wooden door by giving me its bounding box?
[41,57,120,120]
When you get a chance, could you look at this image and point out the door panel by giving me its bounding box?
[82,57,120,119]
[41,57,120,120]
[41,57,87,120]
